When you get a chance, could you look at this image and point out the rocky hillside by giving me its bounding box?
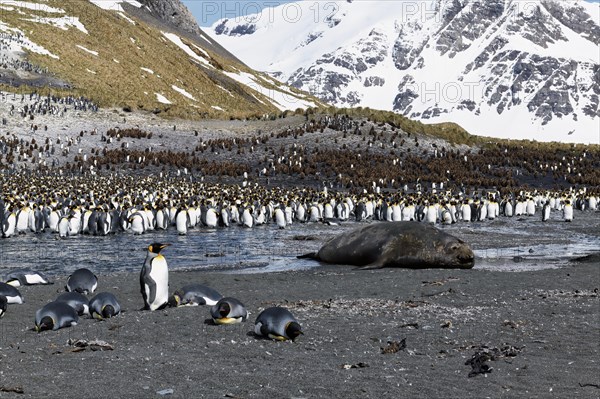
[0,0,320,119]
[209,0,600,143]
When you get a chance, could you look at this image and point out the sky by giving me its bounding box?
[182,0,295,27]
[184,0,600,27]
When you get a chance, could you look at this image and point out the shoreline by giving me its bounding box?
[0,261,598,398]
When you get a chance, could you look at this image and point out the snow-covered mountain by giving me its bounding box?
[209,0,600,143]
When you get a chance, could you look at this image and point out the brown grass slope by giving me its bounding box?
[1,0,320,119]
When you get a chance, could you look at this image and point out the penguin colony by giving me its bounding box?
[1,172,597,238]
[1,245,302,341]
[1,112,599,191]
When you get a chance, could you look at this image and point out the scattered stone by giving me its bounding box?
[465,345,523,377]
[67,339,114,352]
[157,388,174,396]
[380,338,406,354]
[341,362,369,369]
[399,322,419,329]
[441,320,453,329]
[292,235,318,241]
[0,386,24,394]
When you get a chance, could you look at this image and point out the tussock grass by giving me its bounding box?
[3,0,308,119]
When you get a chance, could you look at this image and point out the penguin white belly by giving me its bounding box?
[426,207,437,224]
[205,209,218,228]
[401,207,412,221]
[48,212,60,232]
[16,210,30,233]
[28,211,36,232]
[176,211,188,235]
[255,211,265,225]
[385,207,393,222]
[156,211,167,230]
[69,217,81,235]
[3,213,16,237]
[144,210,155,231]
[242,209,253,228]
[543,206,551,221]
[462,205,471,222]
[526,201,536,216]
[275,209,286,229]
[295,205,306,222]
[131,215,145,235]
[147,258,169,311]
[504,202,513,217]
[58,218,70,237]
[392,206,402,221]
[284,207,293,225]
[308,206,320,222]
[221,209,230,227]
[478,205,487,221]
[323,204,334,219]
[563,205,573,222]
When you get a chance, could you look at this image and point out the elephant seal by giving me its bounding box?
[298,221,474,269]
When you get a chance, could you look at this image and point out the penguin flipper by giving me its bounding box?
[297,252,318,260]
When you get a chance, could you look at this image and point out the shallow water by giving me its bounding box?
[0,211,598,277]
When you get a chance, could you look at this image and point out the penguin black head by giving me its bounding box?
[285,321,303,341]
[218,302,231,317]
[102,305,116,318]
[167,294,180,308]
[0,295,7,317]
[148,243,170,254]
[37,316,54,332]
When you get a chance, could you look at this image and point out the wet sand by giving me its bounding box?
[0,259,598,398]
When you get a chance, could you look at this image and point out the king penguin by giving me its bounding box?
[254,307,303,341]
[5,269,52,286]
[55,291,90,316]
[0,282,24,304]
[168,284,223,307]
[140,243,170,311]
[210,297,248,324]
[89,292,121,319]
[65,268,98,295]
[35,301,78,332]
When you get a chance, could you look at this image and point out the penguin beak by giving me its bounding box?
[159,244,171,250]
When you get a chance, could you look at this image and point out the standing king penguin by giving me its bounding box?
[140,243,170,311]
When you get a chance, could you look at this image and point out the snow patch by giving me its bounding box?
[3,1,64,14]
[76,45,98,56]
[211,105,224,111]
[140,67,154,74]
[86,0,142,12]
[223,70,318,111]
[24,16,89,34]
[117,12,136,25]
[172,85,197,101]
[155,93,172,104]
[161,31,211,67]
[0,22,59,59]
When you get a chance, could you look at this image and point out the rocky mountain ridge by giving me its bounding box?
[209,0,600,143]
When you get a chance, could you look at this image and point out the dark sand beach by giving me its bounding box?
[0,259,598,398]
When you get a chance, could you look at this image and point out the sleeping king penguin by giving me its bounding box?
[140,243,170,311]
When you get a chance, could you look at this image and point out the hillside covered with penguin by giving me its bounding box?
[0,0,321,119]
